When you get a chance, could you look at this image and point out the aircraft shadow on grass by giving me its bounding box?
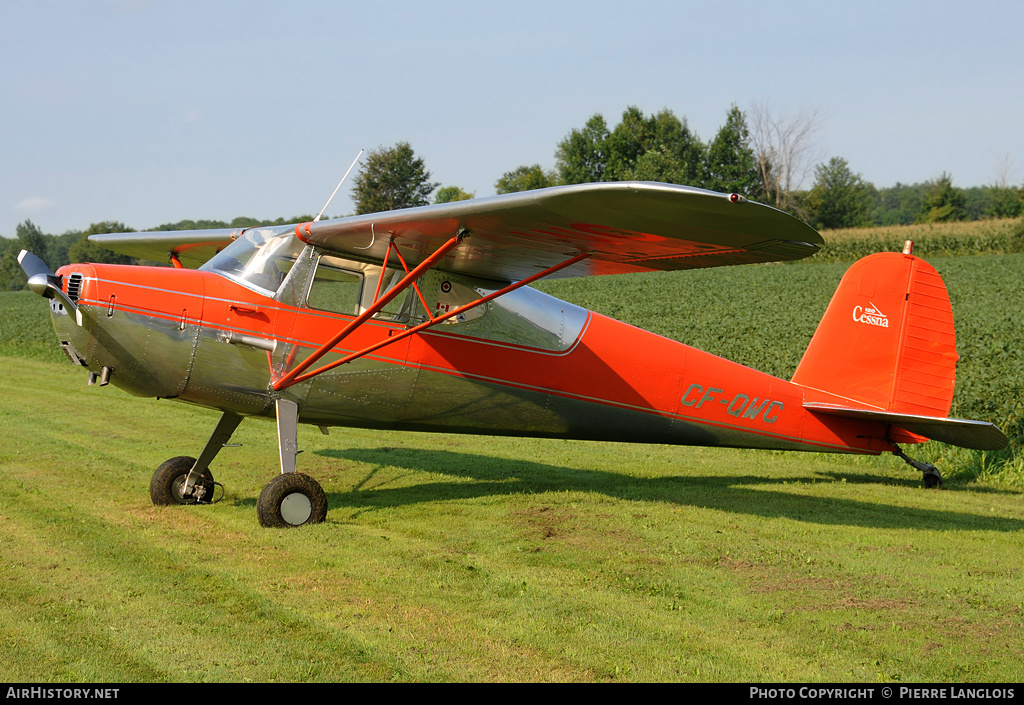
[302,447,1024,533]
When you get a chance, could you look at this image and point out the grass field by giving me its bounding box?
[1,230,1022,682]
[2,359,1023,682]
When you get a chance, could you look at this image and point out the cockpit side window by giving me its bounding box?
[303,253,418,322]
[307,256,363,315]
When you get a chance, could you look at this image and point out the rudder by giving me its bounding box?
[792,249,958,417]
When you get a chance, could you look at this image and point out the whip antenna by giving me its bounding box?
[314,149,364,222]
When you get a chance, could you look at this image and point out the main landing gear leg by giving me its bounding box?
[150,411,243,505]
[892,445,943,488]
[256,399,328,528]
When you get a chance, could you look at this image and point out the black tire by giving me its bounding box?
[257,473,328,528]
[923,469,943,489]
[150,456,216,505]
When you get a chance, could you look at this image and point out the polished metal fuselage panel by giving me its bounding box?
[49,265,202,399]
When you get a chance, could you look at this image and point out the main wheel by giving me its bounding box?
[257,473,328,528]
[151,456,216,505]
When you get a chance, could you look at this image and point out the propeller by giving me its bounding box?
[18,249,80,317]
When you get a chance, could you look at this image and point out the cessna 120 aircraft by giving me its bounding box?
[19,182,1007,528]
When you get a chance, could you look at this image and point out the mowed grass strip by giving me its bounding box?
[1,358,1022,682]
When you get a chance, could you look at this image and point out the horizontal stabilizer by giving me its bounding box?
[804,402,1008,451]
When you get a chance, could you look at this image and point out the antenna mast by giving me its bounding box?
[314,149,364,222]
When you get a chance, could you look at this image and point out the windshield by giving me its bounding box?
[200,225,304,295]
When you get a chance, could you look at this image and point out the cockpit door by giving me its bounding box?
[273,251,418,427]
[183,227,303,416]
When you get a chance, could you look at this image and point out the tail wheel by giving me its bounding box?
[151,456,216,505]
[257,473,328,528]
[922,466,943,489]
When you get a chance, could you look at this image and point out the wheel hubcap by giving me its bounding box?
[280,492,313,525]
[171,475,190,504]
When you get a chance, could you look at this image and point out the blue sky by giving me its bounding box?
[3,0,1022,234]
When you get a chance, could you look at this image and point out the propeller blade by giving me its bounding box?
[17,249,50,279]
[17,249,80,320]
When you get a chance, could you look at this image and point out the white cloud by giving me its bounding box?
[17,196,57,214]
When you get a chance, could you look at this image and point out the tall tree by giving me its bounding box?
[625,146,689,184]
[2,220,52,289]
[605,107,706,185]
[495,164,558,194]
[555,114,610,184]
[704,105,761,198]
[351,142,438,215]
[804,157,873,229]
[603,106,656,181]
[649,109,705,184]
[556,108,705,187]
[871,182,927,225]
[622,109,705,185]
[917,173,967,222]
[15,220,48,261]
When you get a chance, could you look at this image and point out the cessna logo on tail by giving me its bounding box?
[853,303,889,328]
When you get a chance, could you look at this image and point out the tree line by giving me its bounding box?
[3,104,1022,291]
[0,215,317,292]
[351,105,1023,230]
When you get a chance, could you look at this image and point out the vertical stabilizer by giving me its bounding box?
[791,251,958,417]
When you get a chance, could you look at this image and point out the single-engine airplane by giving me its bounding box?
[19,182,1007,527]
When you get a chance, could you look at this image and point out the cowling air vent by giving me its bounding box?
[66,273,84,303]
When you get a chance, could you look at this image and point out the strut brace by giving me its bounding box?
[271,233,589,391]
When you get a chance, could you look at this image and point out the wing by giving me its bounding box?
[299,182,823,281]
[89,182,822,279]
[89,227,239,269]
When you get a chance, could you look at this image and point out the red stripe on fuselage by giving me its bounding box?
[73,264,895,454]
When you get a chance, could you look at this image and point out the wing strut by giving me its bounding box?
[272,232,466,390]
[272,249,590,391]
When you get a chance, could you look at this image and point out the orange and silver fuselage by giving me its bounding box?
[50,253,898,457]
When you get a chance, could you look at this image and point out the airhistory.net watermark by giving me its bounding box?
[6,688,119,700]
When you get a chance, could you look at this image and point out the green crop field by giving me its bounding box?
[1,231,1022,683]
